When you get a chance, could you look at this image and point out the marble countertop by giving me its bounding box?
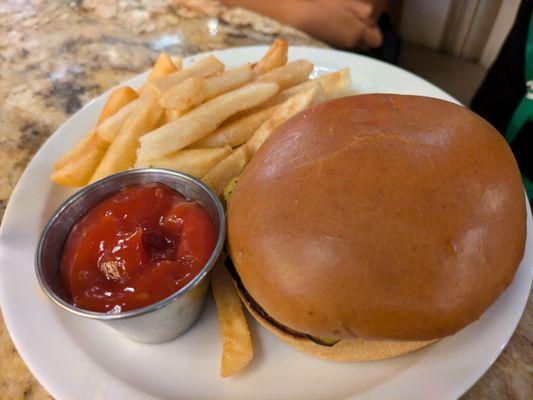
[0,1,531,399]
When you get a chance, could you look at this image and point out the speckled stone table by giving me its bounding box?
[0,1,531,399]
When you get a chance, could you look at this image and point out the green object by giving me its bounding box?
[505,11,533,199]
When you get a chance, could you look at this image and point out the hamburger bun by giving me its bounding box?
[227,94,526,359]
[235,278,435,361]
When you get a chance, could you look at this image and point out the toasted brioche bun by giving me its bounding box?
[235,282,435,361]
[228,94,526,345]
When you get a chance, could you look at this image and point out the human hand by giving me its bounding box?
[290,0,384,49]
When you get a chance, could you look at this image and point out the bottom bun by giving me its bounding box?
[236,285,436,362]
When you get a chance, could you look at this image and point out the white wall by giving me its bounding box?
[399,0,520,66]
[399,0,452,49]
[480,0,522,68]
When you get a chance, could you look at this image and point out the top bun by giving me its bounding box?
[227,94,526,341]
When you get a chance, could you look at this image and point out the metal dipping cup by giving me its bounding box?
[35,169,226,343]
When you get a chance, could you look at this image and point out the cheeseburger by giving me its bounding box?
[227,94,526,361]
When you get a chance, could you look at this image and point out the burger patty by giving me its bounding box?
[224,257,339,347]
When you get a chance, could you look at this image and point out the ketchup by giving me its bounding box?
[59,183,216,313]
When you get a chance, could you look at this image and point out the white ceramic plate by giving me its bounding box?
[0,46,531,400]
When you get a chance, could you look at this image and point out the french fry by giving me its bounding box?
[170,55,183,69]
[53,132,101,173]
[316,67,351,95]
[96,99,140,142]
[147,52,181,81]
[148,56,225,97]
[97,65,196,142]
[229,68,351,121]
[54,86,139,171]
[138,54,182,94]
[154,109,168,129]
[90,95,163,182]
[326,87,358,100]
[158,64,253,112]
[50,134,108,187]
[273,67,351,104]
[255,60,313,90]
[222,176,239,204]
[203,145,249,196]
[247,85,324,155]
[252,38,288,77]
[137,83,279,162]
[97,87,139,125]
[134,147,232,178]
[162,109,183,124]
[52,86,139,187]
[189,105,278,149]
[211,257,253,377]
[265,81,323,107]
[240,81,322,118]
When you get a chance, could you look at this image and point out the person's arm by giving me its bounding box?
[221,0,297,23]
[220,0,384,49]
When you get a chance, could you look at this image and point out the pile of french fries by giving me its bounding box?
[50,39,352,376]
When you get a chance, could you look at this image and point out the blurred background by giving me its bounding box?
[395,0,521,104]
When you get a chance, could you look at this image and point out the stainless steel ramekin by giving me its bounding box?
[35,168,225,343]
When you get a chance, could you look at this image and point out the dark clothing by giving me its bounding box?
[470,0,532,180]
[364,13,402,64]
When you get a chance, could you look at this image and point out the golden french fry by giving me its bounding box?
[265,80,319,106]
[170,55,183,69]
[158,64,253,112]
[272,67,351,104]
[190,105,277,149]
[138,54,181,95]
[135,147,232,178]
[316,67,351,94]
[137,83,279,161]
[90,95,163,182]
[211,257,253,377]
[252,38,288,77]
[326,87,359,100]
[52,86,139,186]
[255,60,313,90]
[154,109,168,129]
[149,56,225,97]
[247,85,324,154]
[97,87,139,125]
[96,99,140,142]
[53,132,99,173]
[54,87,139,171]
[242,81,322,118]
[203,145,249,196]
[228,68,351,121]
[147,52,181,81]
[223,176,239,204]
[162,109,183,124]
[50,133,108,187]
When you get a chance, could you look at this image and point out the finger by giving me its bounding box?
[362,26,383,49]
[347,1,376,24]
[340,24,366,49]
[324,8,370,49]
